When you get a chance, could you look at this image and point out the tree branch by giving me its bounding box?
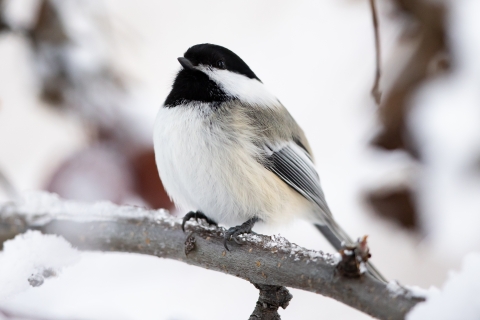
[369,0,382,105]
[0,194,423,320]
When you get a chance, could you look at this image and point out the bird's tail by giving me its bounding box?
[314,216,387,283]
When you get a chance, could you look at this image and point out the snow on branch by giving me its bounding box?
[0,192,423,320]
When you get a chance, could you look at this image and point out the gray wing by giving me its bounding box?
[235,101,330,216]
[263,142,332,217]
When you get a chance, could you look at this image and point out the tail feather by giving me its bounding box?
[314,217,387,283]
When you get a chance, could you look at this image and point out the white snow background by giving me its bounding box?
[0,0,480,319]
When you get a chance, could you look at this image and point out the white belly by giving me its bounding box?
[153,103,308,226]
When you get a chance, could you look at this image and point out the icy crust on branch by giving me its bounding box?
[1,191,172,226]
[184,217,339,265]
[407,253,480,320]
[387,280,438,300]
[0,231,80,300]
[237,233,340,266]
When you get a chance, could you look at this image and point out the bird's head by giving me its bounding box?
[165,44,278,107]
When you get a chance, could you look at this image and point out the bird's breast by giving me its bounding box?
[153,103,309,225]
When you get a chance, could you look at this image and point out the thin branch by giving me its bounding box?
[372,0,448,154]
[0,195,423,320]
[369,0,382,105]
[0,0,9,33]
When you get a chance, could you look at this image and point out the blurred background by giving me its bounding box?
[0,0,479,319]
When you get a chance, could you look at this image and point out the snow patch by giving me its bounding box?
[1,191,172,226]
[407,253,480,320]
[404,284,439,300]
[0,231,80,300]
[387,280,438,299]
[386,280,404,297]
[239,233,338,265]
[359,262,367,274]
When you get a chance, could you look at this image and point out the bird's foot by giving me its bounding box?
[224,217,259,251]
[181,211,217,232]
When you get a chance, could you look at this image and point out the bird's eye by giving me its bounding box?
[216,60,226,69]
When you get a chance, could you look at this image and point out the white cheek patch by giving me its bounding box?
[198,66,280,107]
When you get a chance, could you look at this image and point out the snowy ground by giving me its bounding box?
[0,0,479,319]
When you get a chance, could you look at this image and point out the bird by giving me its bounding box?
[153,43,386,283]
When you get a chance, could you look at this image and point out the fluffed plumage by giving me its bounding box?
[153,43,386,283]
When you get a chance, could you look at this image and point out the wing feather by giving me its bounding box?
[264,142,332,217]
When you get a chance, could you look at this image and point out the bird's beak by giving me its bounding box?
[178,57,194,70]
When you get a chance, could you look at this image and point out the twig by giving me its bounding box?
[372,0,448,154]
[369,0,382,105]
[337,235,371,278]
[0,194,423,320]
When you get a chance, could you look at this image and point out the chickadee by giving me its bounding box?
[154,43,386,283]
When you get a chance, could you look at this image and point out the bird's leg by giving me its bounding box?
[224,217,259,251]
[181,211,217,232]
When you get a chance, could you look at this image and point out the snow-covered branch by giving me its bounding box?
[0,193,423,320]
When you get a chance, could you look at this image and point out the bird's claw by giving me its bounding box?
[223,217,259,251]
[181,211,217,232]
[233,236,245,245]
